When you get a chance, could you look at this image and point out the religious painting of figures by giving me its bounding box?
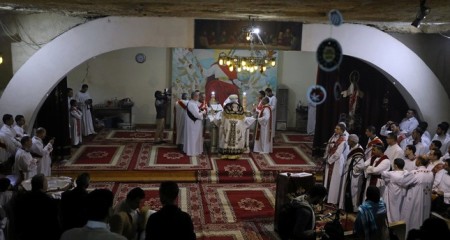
[195,19,302,51]
[171,48,278,111]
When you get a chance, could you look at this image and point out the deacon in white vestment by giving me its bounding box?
[74,84,96,136]
[426,148,444,173]
[399,156,434,232]
[13,115,26,138]
[69,100,83,146]
[384,133,405,168]
[363,144,391,197]
[364,126,384,160]
[339,134,365,212]
[265,88,277,139]
[404,128,428,156]
[30,128,53,176]
[183,92,206,156]
[403,144,418,171]
[175,94,188,146]
[381,158,408,223]
[399,109,419,137]
[431,159,450,215]
[253,97,272,154]
[323,123,347,205]
[432,122,450,154]
[0,114,21,150]
[13,136,38,180]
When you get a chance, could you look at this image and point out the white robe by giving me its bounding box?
[183,100,204,156]
[0,132,16,161]
[324,134,347,204]
[432,133,450,154]
[70,107,83,145]
[13,148,37,180]
[30,136,53,176]
[175,100,188,145]
[403,157,417,172]
[399,117,419,137]
[384,144,404,168]
[399,166,433,232]
[433,170,450,204]
[381,170,408,223]
[339,144,365,212]
[13,125,25,138]
[74,91,96,136]
[0,125,21,149]
[267,95,277,138]
[364,155,391,197]
[253,107,272,154]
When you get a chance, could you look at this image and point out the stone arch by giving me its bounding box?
[0,19,447,131]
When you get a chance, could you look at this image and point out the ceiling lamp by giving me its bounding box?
[218,17,276,73]
[411,0,431,28]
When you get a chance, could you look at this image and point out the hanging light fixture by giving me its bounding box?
[218,17,276,73]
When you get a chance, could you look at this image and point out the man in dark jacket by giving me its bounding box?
[145,181,195,240]
[61,172,90,231]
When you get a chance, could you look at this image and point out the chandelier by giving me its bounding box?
[218,19,276,73]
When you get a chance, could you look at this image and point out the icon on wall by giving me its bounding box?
[316,38,343,72]
[307,85,327,106]
[328,9,344,26]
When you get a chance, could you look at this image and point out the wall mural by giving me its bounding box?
[171,48,278,110]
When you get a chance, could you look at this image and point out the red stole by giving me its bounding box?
[369,155,389,186]
[255,106,272,142]
[177,100,187,110]
[366,136,384,149]
[256,100,264,112]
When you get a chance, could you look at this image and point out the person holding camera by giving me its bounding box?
[154,90,169,144]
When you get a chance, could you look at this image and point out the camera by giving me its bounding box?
[163,88,171,97]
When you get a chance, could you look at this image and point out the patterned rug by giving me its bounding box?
[197,156,276,183]
[251,146,318,172]
[93,130,173,142]
[87,182,117,192]
[114,182,205,227]
[281,133,314,143]
[134,144,211,170]
[196,222,277,240]
[201,183,276,224]
[53,144,137,171]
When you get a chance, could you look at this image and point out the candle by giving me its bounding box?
[210,91,216,105]
[242,92,247,112]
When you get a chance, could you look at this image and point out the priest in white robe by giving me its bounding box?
[175,93,188,146]
[323,123,347,205]
[339,134,365,212]
[70,100,83,146]
[363,144,390,197]
[183,92,206,156]
[74,84,96,136]
[265,88,277,139]
[30,128,54,176]
[13,136,38,181]
[432,122,450,153]
[381,158,408,223]
[253,97,272,154]
[216,101,255,159]
[403,144,418,171]
[399,156,434,232]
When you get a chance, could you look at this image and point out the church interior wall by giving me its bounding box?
[0,14,448,132]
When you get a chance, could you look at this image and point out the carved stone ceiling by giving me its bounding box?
[0,0,450,33]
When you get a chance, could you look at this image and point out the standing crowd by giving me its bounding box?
[323,109,450,239]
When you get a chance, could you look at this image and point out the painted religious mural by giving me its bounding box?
[171,48,278,111]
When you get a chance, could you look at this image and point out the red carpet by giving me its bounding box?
[196,222,275,240]
[201,183,275,224]
[197,156,276,183]
[93,130,172,142]
[134,144,211,170]
[53,144,137,170]
[251,146,317,172]
[114,183,205,227]
[281,133,314,143]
